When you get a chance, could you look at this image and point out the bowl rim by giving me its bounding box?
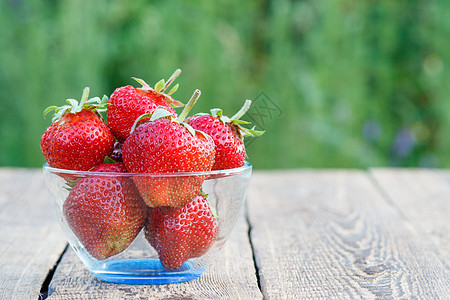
[43,161,252,178]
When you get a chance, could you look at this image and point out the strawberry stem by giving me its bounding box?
[160,69,182,93]
[178,89,201,123]
[79,87,90,107]
[231,99,252,121]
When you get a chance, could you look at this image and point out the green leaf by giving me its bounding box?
[71,106,82,114]
[154,79,165,92]
[86,97,100,104]
[65,99,79,107]
[202,192,219,219]
[164,95,185,108]
[130,113,153,135]
[167,83,179,95]
[181,122,197,137]
[100,95,109,104]
[240,126,265,138]
[132,77,151,90]
[96,95,110,111]
[103,156,116,164]
[232,119,251,125]
[210,108,223,118]
[64,179,78,192]
[50,105,71,122]
[220,115,231,123]
[43,106,59,118]
[150,107,174,122]
[196,128,212,140]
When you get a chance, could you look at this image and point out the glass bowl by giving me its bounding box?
[43,162,252,284]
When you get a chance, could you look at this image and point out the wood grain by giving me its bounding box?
[2,168,449,299]
[47,212,262,299]
[0,169,67,300]
[370,169,450,262]
[246,170,450,299]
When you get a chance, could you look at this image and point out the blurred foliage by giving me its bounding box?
[0,0,449,169]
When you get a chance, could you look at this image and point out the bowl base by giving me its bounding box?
[92,259,206,285]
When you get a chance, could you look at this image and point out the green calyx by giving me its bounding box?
[43,87,108,123]
[200,191,219,219]
[103,156,117,164]
[209,99,265,140]
[64,179,78,192]
[129,89,203,137]
[131,68,184,108]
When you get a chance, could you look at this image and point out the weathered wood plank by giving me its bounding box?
[370,169,450,262]
[0,169,67,300]
[47,212,262,299]
[247,170,450,299]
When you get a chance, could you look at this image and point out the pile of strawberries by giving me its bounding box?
[41,69,263,270]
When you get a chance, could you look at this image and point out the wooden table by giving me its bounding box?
[1,168,449,299]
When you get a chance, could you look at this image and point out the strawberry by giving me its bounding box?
[108,141,123,162]
[41,87,115,171]
[107,69,184,142]
[187,100,264,170]
[122,90,215,207]
[144,193,218,270]
[63,162,147,260]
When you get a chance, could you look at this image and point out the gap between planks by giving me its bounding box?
[245,200,262,292]
[39,244,68,300]
[46,210,262,299]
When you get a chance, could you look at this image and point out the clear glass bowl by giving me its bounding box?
[43,162,252,284]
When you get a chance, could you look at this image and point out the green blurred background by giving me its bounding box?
[1,0,449,169]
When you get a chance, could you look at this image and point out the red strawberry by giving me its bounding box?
[187,100,264,170]
[41,87,115,171]
[107,69,184,142]
[63,162,147,260]
[122,90,215,207]
[144,193,219,270]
